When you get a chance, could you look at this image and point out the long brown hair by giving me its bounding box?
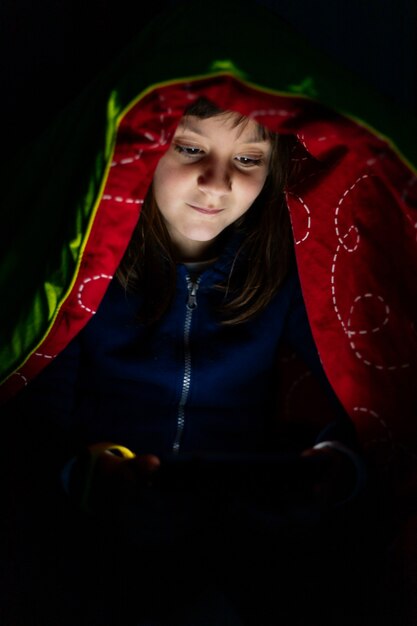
[117,98,296,325]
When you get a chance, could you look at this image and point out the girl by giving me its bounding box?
[3,2,413,623]
[14,96,360,492]
[6,97,365,626]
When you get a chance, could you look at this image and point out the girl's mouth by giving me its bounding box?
[187,204,224,215]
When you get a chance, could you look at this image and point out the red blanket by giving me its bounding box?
[1,4,416,503]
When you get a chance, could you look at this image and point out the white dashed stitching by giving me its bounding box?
[78,274,113,315]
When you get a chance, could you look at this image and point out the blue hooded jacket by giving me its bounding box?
[15,231,355,463]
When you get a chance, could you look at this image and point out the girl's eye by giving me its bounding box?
[174,144,204,158]
[235,156,263,167]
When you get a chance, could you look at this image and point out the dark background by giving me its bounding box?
[1,0,416,160]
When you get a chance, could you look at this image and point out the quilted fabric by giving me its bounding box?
[1,1,416,500]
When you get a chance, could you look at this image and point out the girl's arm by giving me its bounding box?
[283,272,358,447]
[4,336,161,515]
[282,273,367,504]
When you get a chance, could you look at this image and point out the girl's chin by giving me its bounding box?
[181,227,224,244]
[172,229,224,260]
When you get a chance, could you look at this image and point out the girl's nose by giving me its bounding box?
[197,165,232,196]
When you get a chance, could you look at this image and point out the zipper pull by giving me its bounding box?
[186,279,199,310]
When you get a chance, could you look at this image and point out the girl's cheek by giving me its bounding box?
[159,164,188,188]
[246,176,267,201]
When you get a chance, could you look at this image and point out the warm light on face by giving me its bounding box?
[153,113,272,260]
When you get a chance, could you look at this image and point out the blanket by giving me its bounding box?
[1,0,416,503]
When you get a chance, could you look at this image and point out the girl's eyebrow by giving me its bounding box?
[176,124,269,145]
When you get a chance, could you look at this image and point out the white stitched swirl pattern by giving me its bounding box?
[102,195,143,205]
[111,149,143,168]
[12,371,28,387]
[78,274,113,315]
[296,133,309,153]
[332,174,410,370]
[346,294,390,337]
[249,108,292,119]
[34,352,56,360]
[286,191,311,245]
[353,406,393,446]
[141,128,169,148]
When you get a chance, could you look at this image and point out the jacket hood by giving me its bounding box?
[1,0,416,498]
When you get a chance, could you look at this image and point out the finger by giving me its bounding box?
[132,454,161,473]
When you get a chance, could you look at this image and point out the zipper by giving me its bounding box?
[172,275,200,453]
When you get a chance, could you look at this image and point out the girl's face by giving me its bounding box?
[153,113,272,260]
